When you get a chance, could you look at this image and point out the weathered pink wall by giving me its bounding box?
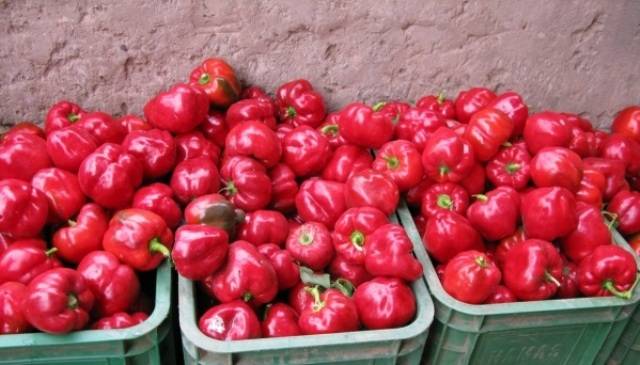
[1,0,639,129]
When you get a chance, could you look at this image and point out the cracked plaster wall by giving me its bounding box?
[1,0,639,129]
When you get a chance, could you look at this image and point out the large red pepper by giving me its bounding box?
[31,167,86,223]
[175,131,221,165]
[612,106,640,143]
[184,194,244,237]
[286,222,334,271]
[365,224,423,281]
[172,225,229,280]
[372,140,423,191]
[523,112,573,154]
[298,287,360,334]
[77,250,139,317]
[424,211,484,264]
[262,303,301,337]
[329,255,373,287]
[295,178,347,229]
[494,228,527,269]
[521,187,577,241]
[209,240,278,304]
[486,142,531,190]
[76,112,126,145]
[530,146,583,192]
[338,102,394,148]
[52,203,109,264]
[0,132,51,181]
[577,245,638,299]
[354,277,416,329]
[503,239,563,301]
[102,209,173,271]
[44,101,85,135]
[118,115,151,133]
[485,285,517,304]
[269,163,299,213]
[583,157,628,201]
[416,93,456,120]
[238,210,288,246]
[0,179,48,239]
[199,112,228,147]
[275,79,326,128]
[23,268,94,334]
[189,58,240,107]
[78,143,143,210]
[600,133,640,175]
[421,127,475,183]
[421,182,469,219]
[220,156,272,212]
[318,113,347,150]
[608,190,640,235]
[226,97,277,130]
[46,126,97,173]
[0,240,60,285]
[560,202,613,263]
[132,183,182,229]
[557,259,579,299]
[122,129,176,179]
[464,108,513,161]
[454,87,497,123]
[144,83,209,133]
[257,243,300,290]
[443,250,501,304]
[199,300,261,340]
[170,157,221,204]
[321,145,372,183]
[92,312,148,330]
[394,108,445,152]
[345,169,399,216]
[225,121,282,168]
[487,91,529,138]
[282,125,331,177]
[576,169,606,207]
[467,186,520,241]
[0,282,30,334]
[332,207,389,265]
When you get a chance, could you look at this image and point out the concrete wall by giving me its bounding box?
[1,0,639,129]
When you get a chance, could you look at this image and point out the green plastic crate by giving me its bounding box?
[178,214,434,365]
[396,201,640,365]
[0,261,173,365]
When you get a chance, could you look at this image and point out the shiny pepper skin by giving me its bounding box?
[354,277,416,329]
[237,210,289,246]
[466,186,520,241]
[44,100,85,135]
[0,240,61,285]
[0,179,48,239]
[486,142,531,191]
[286,222,334,271]
[607,190,640,235]
[199,300,261,340]
[171,157,221,204]
[530,147,583,192]
[503,239,563,301]
[118,115,151,133]
[487,91,529,138]
[332,207,389,266]
[583,157,628,201]
[144,83,209,133]
[338,102,394,149]
[443,250,501,304]
[454,87,497,123]
[295,178,347,229]
[523,112,573,154]
[373,140,423,191]
[199,112,228,146]
[612,106,640,143]
[394,108,445,152]
[275,79,326,128]
[258,244,300,290]
[557,260,579,299]
[521,187,578,241]
[76,112,126,145]
[0,282,30,334]
[220,156,272,212]
[189,58,241,108]
[175,131,221,165]
[464,108,513,161]
[424,211,484,264]
[172,225,229,280]
[329,255,373,287]
[560,202,612,263]
[422,127,475,183]
[298,287,360,335]
[345,169,399,216]
[0,132,51,181]
[269,163,299,213]
[52,203,109,264]
[31,167,86,223]
[92,312,148,330]
[322,145,372,183]
[318,114,347,150]
[365,224,423,281]
[132,183,182,229]
[46,126,98,173]
[577,245,638,299]
[226,97,277,130]
[122,129,177,179]
[416,93,456,119]
[262,303,301,337]
[282,125,331,177]
[421,182,469,219]
[576,169,606,207]
[485,285,517,304]
[225,121,282,168]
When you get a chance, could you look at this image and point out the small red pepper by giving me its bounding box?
[354,277,416,329]
[560,202,613,263]
[170,157,221,204]
[226,97,277,130]
[295,178,347,229]
[275,79,326,128]
[608,190,640,235]
[365,224,423,281]
[288,283,317,314]
[31,167,86,223]
[172,225,229,280]
[92,312,148,330]
[454,87,497,123]
[503,239,563,301]
[373,140,423,191]
[118,115,151,133]
[494,228,527,269]
[77,251,140,317]
[46,126,98,173]
[122,129,177,179]
[52,203,109,264]
[0,282,30,334]
[262,303,301,337]
[286,222,334,271]
[199,300,261,340]
[132,183,182,229]
[523,112,573,154]
[258,244,300,290]
[577,245,638,299]
[2,121,45,140]
[422,127,475,183]
[443,250,501,304]
[0,132,51,181]
[421,182,469,219]
[102,209,173,271]
[199,112,228,147]
[583,157,628,201]
[530,147,583,192]
[612,106,640,143]
[175,131,221,165]
[338,102,394,148]
[238,210,288,246]
[220,156,272,212]
[240,85,269,100]
[485,285,517,304]
[332,207,389,265]
[321,145,372,183]
[486,91,529,138]
[0,179,48,239]
[486,142,531,190]
[225,120,282,168]
[183,194,244,237]
[76,112,126,145]
[375,100,411,127]
[467,186,520,241]
[345,169,399,216]
[298,287,360,334]
[282,125,331,177]
[318,113,347,150]
[144,83,209,133]
[464,108,513,161]
[394,108,445,152]
[521,187,578,241]
[269,163,299,213]
[600,133,640,175]
[329,255,373,287]
[23,268,95,334]
[416,93,456,120]
[424,211,484,264]
[189,58,240,107]
[576,169,606,207]
[44,101,85,135]
[557,259,579,299]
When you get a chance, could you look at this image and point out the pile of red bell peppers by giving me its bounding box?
[1,57,639,340]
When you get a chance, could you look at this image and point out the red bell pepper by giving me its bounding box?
[184,194,245,237]
[76,112,126,145]
[329,255,373,287]
[288,283,318,314]
[31,167,86,223]
[568,128,601,158]
[577,245,638,299]
[523,112,573,154]
[421,182,469,219]
[295,178,347,229]
[354,277,416,329]
[23,268,95,334]
[0,179,48,239]
[132,183,182,229]
[424,211,484,263]
[286,222,334,271]
[332,207,389,265]
[122,129,176,179]
[240,85,269,100]
[257,244,300,290]
[600,133,640,175]
[282,125,331,177]
[485,285,517,304]
[375,100,411,126]
[494,228,527,269]
[238,210,288,246]
[416,93,456,120]
[608,190,640,235]
[454,87,497,123]
[262,303,301,337]
[102,209,173,271]
[189,58,240,107]
[46,126,98,173]
[175,131,221,165]
[372,140,423,191]
[394,108,446,152]
[275,123,295,143]
[521,187,577,241]
[486,91,529,138]
[321,145,372,183]
[3,121,45,140]
[0,132,51,181]
[171,157,221,204]
[275,79,326,128]
[172,225,229,280]
[52,203,109,264]
[144,83,209,133]
[365,224,423,281]
[464,108,513,161]
[220,156,272,212]
[443,250,501,304]
[77,251,139,317]
[225,121,282,168]
[530,146,583,192]
[199,111,228,147]
[421,127,475,183]
[44,101,85,135]
[199,300,261,340]
[467,186,520,241]
[0,282,30,334]
[298,287,360,334]
[503,239,563,301]
[486,142,531,190]
[583,157,628,201]
[226,97,277,130]
[338,102,394,148]
[118,115,151,133]
[560,202,613,263]
[78,143,143,210]
[345,169,399,216]
[269,163,299,213]
[318,113,347,150]
[557,260,579,299]
[209,240,278,304]
[92,312,148,330]
[576,169,606,207]
[0,240,60,285]
[612,106,640,143]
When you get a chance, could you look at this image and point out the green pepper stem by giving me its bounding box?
[436,92,446,105]
[304,285,325,312]
[439,165,449,177]
[320,124,339,136]
[372,101,386,112]
[475,255,487,268]
[603,273,640,300]
[601,211,619,230]
[505,163,520,174]
[385,156,400,170]
[67,293,78,309]
[242,292,253,302]
[45,247,58,257]
[219,181,237,196]
[437,194,453,210]
[149,238,170,258]
[68,113,80,122]
[67,219,77,227]
[350,230,365,250]
[472,194,488,202]
[545,271,561,287]
[198,73,211,85]
[299,231,314,246]
[286,106,297,118]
